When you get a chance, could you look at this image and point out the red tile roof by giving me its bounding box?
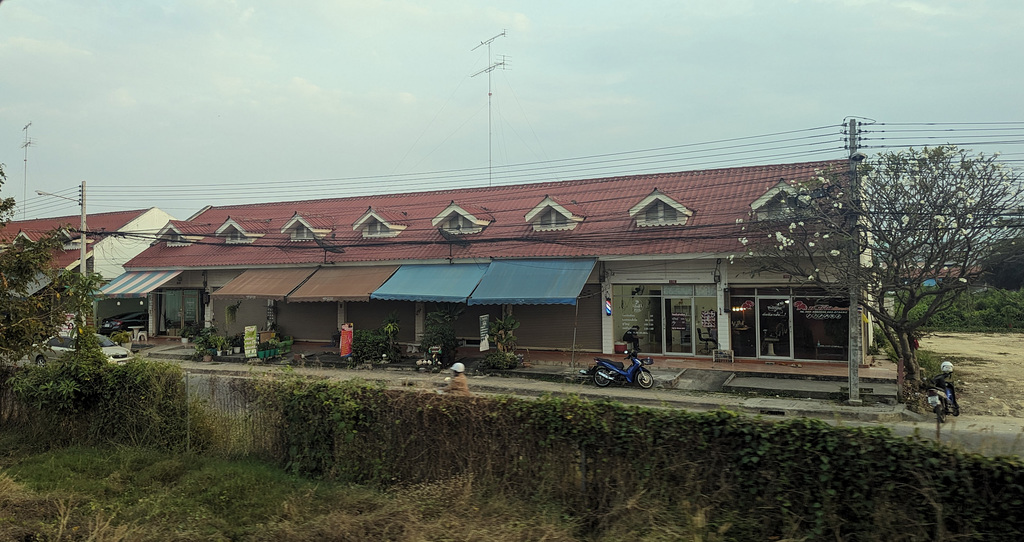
[2,209,153,269]
[125,161,845,270]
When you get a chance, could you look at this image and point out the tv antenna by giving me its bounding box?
[471,30,508,187]
[21,122,34,219]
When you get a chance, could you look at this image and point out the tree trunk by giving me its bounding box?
[897,332,921,383]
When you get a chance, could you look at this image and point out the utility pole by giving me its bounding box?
[471,30,507,187]
[846,119,864,404]
[79,180,87,276]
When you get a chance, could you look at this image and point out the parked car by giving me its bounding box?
[99,311,148,335]
[27,334,131,365]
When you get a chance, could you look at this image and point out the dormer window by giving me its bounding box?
[292,224,314,240]
[539,208,568,228]
[364,218,390,237]
[164,232,191,246]
[629,189,692,227]
[281,213,331,242]
[156,221,204,246]
[645,201,678,223]
[525,196,583,232]
[59,230,82,250]
[431,202,490,235]
[751,181,803,221]
[353,207,407,239]
[225,229,248,243]
[216,217,265,244]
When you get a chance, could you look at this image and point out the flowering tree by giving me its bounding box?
[744,146,1024,382]
[0,163,99,366]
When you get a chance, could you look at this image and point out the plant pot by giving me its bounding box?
[257,350,269,359]
[203,354,213,362]
[181,337,189,344]
[233,346,241,354]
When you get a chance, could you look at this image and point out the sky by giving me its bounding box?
[2,0,1023,221]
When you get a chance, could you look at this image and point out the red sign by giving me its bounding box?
[340,323,354,357]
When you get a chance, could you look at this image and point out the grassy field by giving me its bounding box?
[0,433,727,542]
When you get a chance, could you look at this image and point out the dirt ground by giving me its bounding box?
[918,332,1024,418]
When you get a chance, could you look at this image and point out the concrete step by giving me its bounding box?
[723,375,898,403]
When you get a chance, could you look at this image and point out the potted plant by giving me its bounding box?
[230,333,244,354]
[110,330,133,352]
[278,334,293,355]
[181,322,200,344]
[256,340,272,359]
[211,335,229,356]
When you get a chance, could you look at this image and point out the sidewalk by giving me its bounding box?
[133,338,910,423]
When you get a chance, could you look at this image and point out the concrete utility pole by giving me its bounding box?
[79,180,87,276]
[847,119,864,404]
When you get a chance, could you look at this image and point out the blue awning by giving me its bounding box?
[100,270,182,298]
[467,259,596,305]
[370,263,489,303]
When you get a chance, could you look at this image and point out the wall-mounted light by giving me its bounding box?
[713,258,722,283]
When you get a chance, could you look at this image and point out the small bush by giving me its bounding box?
[478,351,519,370]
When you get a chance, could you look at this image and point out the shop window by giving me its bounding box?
[792,297,849,361]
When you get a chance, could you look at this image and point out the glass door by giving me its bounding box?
[758,297,792,358]
[162,290,182,335]
[664,298,693,354]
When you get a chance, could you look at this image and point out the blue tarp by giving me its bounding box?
[370,263,489,303]
[467,259,596,305]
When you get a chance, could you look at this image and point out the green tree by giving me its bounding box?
[0,163,100,366]
[746,146,1024,382]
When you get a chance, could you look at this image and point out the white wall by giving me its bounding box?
[92,208,176,280]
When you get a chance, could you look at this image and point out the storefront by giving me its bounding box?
[611,283,718,355]
[727,287,849,361]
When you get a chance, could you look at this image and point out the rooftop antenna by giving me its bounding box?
[21,122,34,219]
[472,30,507,187]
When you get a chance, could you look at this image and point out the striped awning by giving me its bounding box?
[100,270,183,298]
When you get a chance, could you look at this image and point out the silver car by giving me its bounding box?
[28,334,132,365]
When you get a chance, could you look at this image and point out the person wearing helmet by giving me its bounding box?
[932,360,960,416]
[444,362,472,396]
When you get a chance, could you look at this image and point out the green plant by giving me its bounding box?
[181,322,201,339]
[478,351,519,370]
[257,341,272,352]
[419,304,463,364]
[109,331,132,346]
[350,315,402,364]
[225,300,242,326]
[210,335,229,352]
[488,314,520,353]
[230,333,244,348]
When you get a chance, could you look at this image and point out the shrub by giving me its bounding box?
[110,330,132,346]
[419,304,463,364]
[478,351,519,370]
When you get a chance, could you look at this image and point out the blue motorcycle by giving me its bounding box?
[580,350,655,389]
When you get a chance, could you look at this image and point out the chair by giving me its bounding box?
[697,328,718,354]
[135,331,148,342]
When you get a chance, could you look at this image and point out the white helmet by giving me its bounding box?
[450,362,465,373]
[940,361,953,374]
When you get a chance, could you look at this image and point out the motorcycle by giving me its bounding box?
[925,372,960,423]
[579,350,655,389]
